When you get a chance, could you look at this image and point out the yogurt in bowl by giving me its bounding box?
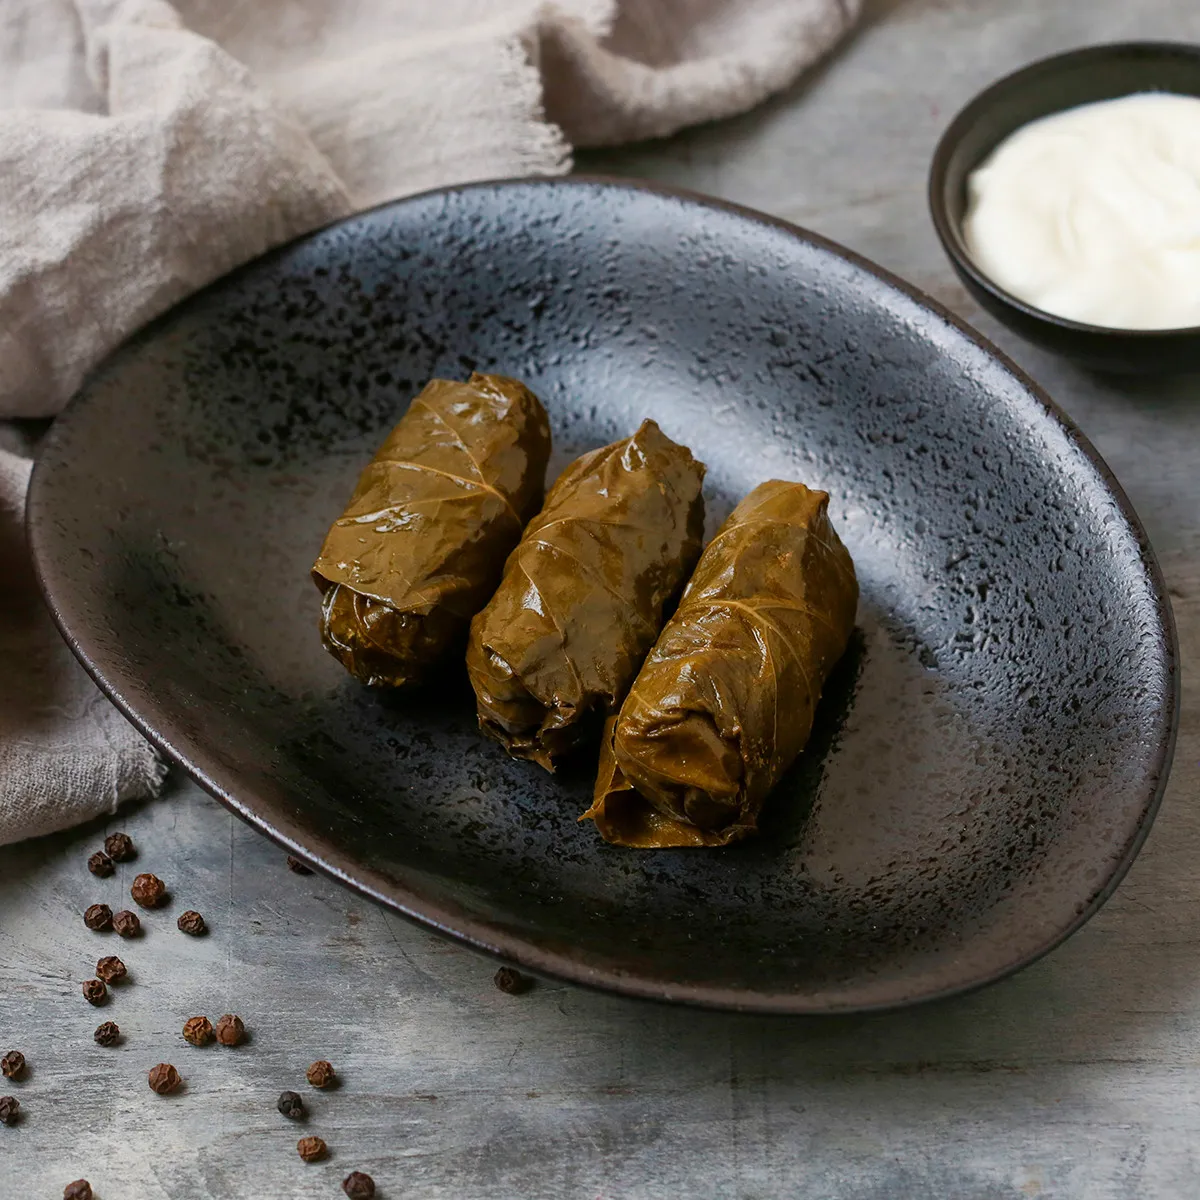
[929,41,1200,373]
[963,92,1200,331]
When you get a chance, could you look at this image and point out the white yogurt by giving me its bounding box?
[962,92,1200,330]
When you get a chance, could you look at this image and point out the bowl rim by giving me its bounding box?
[928,39,1200,341]
[28,174,1181,1015]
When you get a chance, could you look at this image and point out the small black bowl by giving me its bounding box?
[930,41,1200,374]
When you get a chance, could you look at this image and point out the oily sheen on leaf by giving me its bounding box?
[467,419,705,770]
[583,480,857,847]
[313,373,551,687]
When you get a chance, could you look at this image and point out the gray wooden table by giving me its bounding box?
[4,2,1200,1196]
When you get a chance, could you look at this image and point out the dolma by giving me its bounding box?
[466,419,706,770]
[583,480,857,847]
[312,373,551,687]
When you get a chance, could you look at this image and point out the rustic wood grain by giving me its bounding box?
[4,1,1200,1195]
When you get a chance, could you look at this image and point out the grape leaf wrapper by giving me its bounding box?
[467,419,705,770]
[313,373,551,687]
[584,480,857,847]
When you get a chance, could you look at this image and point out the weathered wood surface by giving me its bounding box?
[3,1,1200,1195]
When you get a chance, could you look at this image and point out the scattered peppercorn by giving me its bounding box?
[343,1171,376,1198]
[82,979,107,1006]
[93,1021,121,1047]
[182,1017,213,1047]
[177,910,207,936]
[87,851,114,877]
[83,903,113,932]
[96,955,127,984]
[297,1135,328,1162]
[105,832,136,861]
[277,1090,306,1120]
[306,1059,335,1088]
[0,1051,25,1080]
[0,1096,18,1126]
[112,909,142,938]
[148,1063,180,1094]
[63,1180,92,1200]
[131,873,167,908]
[214,1014,245,1047]
[286,855,313,875]
[493,966,532,995]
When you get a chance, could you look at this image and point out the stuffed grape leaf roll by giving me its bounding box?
[466,419,705,771]
[313,373,551,688]
[583,480,857,847]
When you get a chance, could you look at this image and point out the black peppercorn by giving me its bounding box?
[82,978,107,1006]
[130,873,167,908]
[297,1135,328,1162]
[148,1063,180,1094]
[182,1016,213,1047]
[214,1014,245,1046]
[63,1180,92,1200]
[104,832,136,861]
[493,966,532,995]
[306,1059,335,1088]
[96,955,127,984]
[83,903,113,932]
[343,1171,376,1198]
[286,855,313,875]
[87,851,114,877]
[94,1021,121,1047]
[0,1051,24,1080]
[277,1090,306,1120]
[0,1096,18,1126]
[112,909,142,938]
[177,910,207,936]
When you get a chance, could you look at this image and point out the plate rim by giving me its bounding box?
[27,175,1181,1014]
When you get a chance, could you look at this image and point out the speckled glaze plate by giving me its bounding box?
[29,179,1178,1013]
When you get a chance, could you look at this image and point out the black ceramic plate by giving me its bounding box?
[30,179,1177,1014]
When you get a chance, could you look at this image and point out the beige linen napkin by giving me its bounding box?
[0,0,861,846]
